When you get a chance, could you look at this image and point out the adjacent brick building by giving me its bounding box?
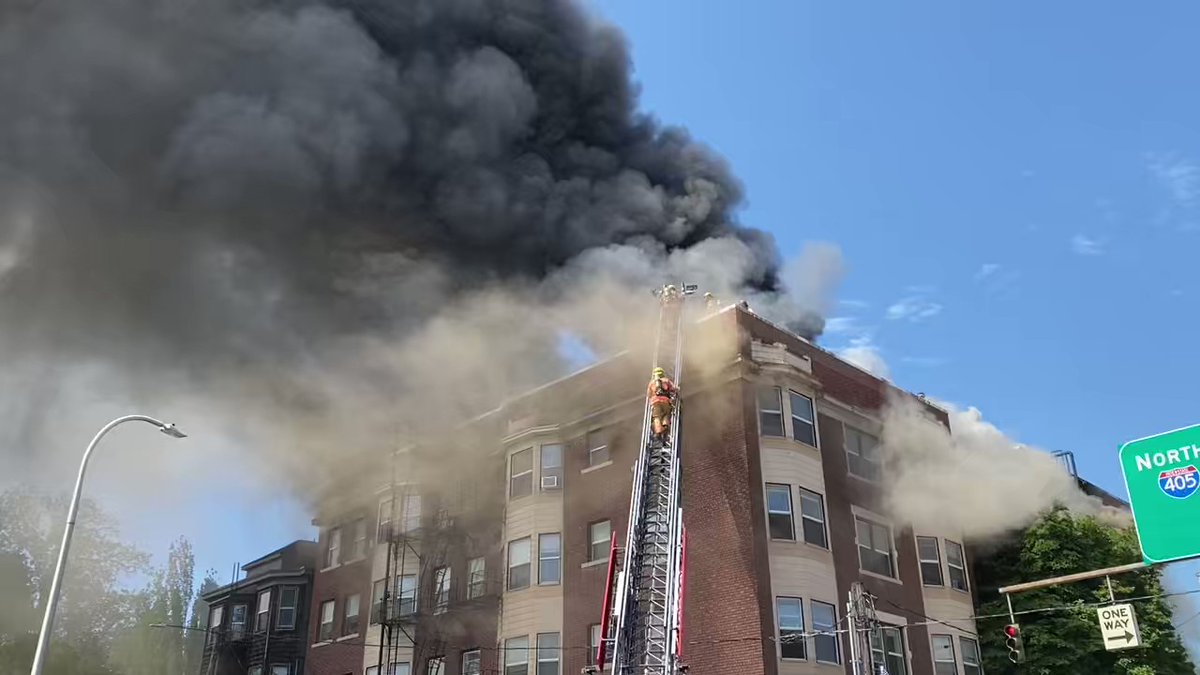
[199,540,319,675]
[307,303,983,675]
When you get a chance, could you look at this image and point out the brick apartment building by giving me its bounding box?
[199,540,319,675]
[305,304,983,675]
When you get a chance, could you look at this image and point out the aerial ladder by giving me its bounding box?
[591,283,695,675]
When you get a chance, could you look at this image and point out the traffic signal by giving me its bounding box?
[1004,624,1026,663]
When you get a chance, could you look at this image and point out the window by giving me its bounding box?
[271,667,288,675]
[539,533,561,585]
[589,520,611,561]
[931,635,956,675]
[856,516,894,578]
[351,518,368,559]
[508,538,531,590]
[540,444,563,489]
[326,527,342,567]
[402,494,422,532]
[758,386,785,437]
[390,664,411,675]
[789,391,816,446]
[378,497,394,541]
[946,540,968,591]
[278,587,299,630]
[396,574,417,616]
[776,597,806,660]
[230,604,247,638]
[249,668,263,675]
[846,427,881,481]
[461,650,481,675]
[367,667,378,675]
[434,567,451,614]
[504,636,529,675]
[811,601,839,664]
[916,537,943,586]
[208,605,223,643]
[318,600,335,642]
[255,590,271,632]
[536,633,560,675]
[587,430,609,466]
[798,488,827,548]
[869,626,907,675]
[343,594,360,636]
[467,557,486,599]
[371,579,386,624]
[426,657,444,675]
[587,624,601,667]
[510,448,534,499]
[766,484,794,540]
[960,637,982,675]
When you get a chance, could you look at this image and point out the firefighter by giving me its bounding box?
[647,366,677,447]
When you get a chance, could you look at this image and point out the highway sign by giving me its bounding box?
[1096,603,1141,651]
[1119,424,1200,563]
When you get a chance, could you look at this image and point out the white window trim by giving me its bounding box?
[587,430,610,467]
[845,423,882,482]
[757,386,786,437]
[774,596,807,661]
[538,533,562,585]
[930,634,958,675]
[916,535,944,587]
[854,513,899,582]
[765,483,795,541]
[508,537,532,591]
[797,487,828,548]
[317,599,335,643]
[433,566,451,614]
[581,460,613,475]
[467,556,487,599]
[810,599,841,665]
[509,447,534,499]
[589,520,612,562]
[461,650,482,675]
[945,540,970,593]
[787,389,819,447]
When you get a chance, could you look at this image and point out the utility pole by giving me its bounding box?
[846,583,879,675]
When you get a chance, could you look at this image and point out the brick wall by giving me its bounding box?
[307,527,371,675]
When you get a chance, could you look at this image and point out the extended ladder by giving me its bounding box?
[598,284,693,675]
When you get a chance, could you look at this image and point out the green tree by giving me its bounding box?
[184,569,221,675]
[109,537,197,675]
[976,509,1194,675]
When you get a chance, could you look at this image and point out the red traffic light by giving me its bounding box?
[1004,625,1020,638]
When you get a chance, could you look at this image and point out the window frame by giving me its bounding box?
[467,556,486,599]
[208,605,223,643]
[758,386,786,437]
[788,390,817,446]
[589,520,612,562]
[931,634,957,675]
[798,487,828,548]
[510,448,534,499]
[540,444,564,490]
[317,599,335,642]
[230,604,247,638]
[270,666,289,675]
[426,656,445,675]
[869,626,907,675]
[377,497,394,542]
[461,650,482,675]
[433,566,451,614]
[504,636,530,675]
[342,593,360,636]
[916,536,944,587]
[587,624,601,667]
[508,537,532,591]
[776,596,807,660]
[765,483,795,541]
[396,574,417,616]
[536,632,560,675]
[946,540,969,591]
[587,430,610,467]
[960,637,982,675]
[370,579,386,625]
[325,526,342,568]
[855,516,895,578]
[255,590,271,632]
[351,518,367,559]
[277,586,299,630]
[402,494,422,533]
[538,533,561,585]
[811,600,840,664]
[845,426,882,482]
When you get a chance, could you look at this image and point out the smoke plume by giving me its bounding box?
[881,395,1128,540]
[0,0,839,497]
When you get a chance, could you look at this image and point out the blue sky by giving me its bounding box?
[591,0,1200,636]
[163,0,1200,632]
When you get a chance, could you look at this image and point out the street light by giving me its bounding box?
[29,415,186,675]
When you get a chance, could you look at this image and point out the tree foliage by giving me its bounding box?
[975,509,1195,675]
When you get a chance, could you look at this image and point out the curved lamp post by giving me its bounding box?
[29,415,187,675]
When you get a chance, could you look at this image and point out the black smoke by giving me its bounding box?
[0,0,796,374]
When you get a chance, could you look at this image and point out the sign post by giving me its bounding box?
[1096,603,1141,651]
[1119,423,1200,563]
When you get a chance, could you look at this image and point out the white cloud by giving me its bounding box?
[838,299,870,310]
[1071,234,1106,256]
[838,343,890,379]
[1148,153,1200,208]
[973,264,1000,283]
[824,317,859,335]
[885,296,943,322]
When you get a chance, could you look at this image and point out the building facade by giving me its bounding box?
[307,304,982,675]
[199,540,319,675]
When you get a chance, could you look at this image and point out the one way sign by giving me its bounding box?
[1096,603,1142,651]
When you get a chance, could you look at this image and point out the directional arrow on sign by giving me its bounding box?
[1107,631,1136,644]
